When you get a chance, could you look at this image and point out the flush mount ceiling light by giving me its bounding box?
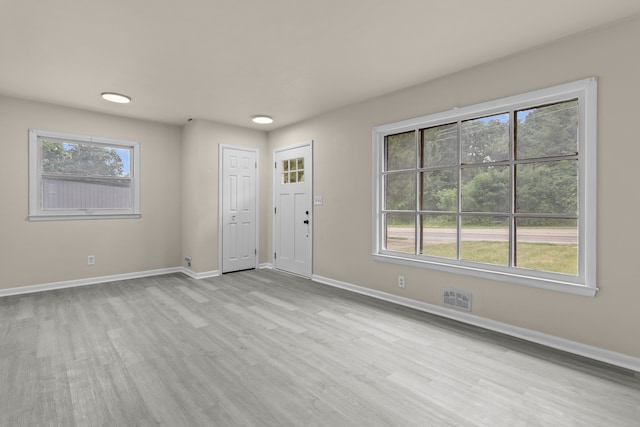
[251,115,273,124]
[101,92,131,104]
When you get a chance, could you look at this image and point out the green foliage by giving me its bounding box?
[42,140,126,177]
[386,132,415,171]
[516,100,578,159]
[461,114,509,163]
[422,169,456,211]
[422,123,457,167]
[385,173,415,210]
[461,167,509,213]
[436,188,457,211]
[386,213,414,227]
[516,161,577,215]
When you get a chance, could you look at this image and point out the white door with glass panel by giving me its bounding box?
[273,142,312,277]
[222,146,257,273]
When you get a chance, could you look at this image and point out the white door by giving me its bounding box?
[221,146,257,273]
[273,141,312,277]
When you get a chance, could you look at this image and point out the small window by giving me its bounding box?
[29,129,140,220]
[372,78,597,296]
[282,157,305,184]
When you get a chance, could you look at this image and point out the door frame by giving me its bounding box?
[218,144,259,273]
[272,140,313,277]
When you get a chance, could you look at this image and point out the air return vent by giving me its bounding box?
[443,288,472,311]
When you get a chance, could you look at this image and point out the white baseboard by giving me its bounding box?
[0,267,184,298]
[312,274,640,373]
[258,263,274,270]
[180,267,220,279]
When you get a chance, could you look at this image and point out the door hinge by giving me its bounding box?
[255,249,257,255]
[274,207,277,214]
[274,252,277,259]
[255,162,257,168]
[274,161,277,169]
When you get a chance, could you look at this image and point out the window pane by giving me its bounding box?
[516,218,577,275]
[289,172,297,183]
[461,113,509,164]
[385,173,416,210]
[385,132,415,171]
[40,139,133,210]
[283,160,289,172]
[41,140,130,177]
[421,214,457,259]
[43,177,131,210]
[516,100,578,160]
[421,123,458,167]
[385,214,415,253]
[297,157,304,170]
[516,160,577,215]
[421,169,457,211]
[298,171,304,182]
[461,216,509,265]
[461,166,509,212]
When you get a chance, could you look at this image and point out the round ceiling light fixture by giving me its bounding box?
[101,92,131,104]
[251,115,273,124]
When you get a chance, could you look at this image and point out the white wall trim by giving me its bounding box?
[312,273,640,373]
[0,267,184,298]
[0,267,223,298]
[181,268,221,279]
[258,263,274,270]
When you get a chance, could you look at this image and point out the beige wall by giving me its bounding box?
[181,119,268,274]
[267,16,640,358]
[0,96,182,289]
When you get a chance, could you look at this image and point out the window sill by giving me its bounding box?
[373,252,597,297]
[28,214,141,222]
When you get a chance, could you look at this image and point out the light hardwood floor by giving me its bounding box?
[1,269,638,426]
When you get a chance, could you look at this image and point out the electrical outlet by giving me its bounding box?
[87,255,95,265]
[184,256,192,268]
[398,275,406,288]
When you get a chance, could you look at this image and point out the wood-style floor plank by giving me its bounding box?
[1,269,639,426]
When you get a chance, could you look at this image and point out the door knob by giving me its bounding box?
[303,220,309,224]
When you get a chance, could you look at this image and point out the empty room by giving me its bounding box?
[1,1,640,425]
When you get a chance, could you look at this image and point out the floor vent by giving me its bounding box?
[443,288,472,311]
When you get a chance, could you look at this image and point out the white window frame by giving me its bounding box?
[372,78,597,297]
[29,129,141,221]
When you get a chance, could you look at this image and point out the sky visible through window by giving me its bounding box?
[118,149,130,176]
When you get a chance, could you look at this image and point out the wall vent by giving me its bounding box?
[443,288,472,311]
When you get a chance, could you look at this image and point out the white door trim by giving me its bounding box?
[218,144,259,273]
[273,140,313,277]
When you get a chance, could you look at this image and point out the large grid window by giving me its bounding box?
[29,129,140,220]
[373,79,597,296]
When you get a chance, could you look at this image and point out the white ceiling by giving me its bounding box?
[2,0,640,130]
